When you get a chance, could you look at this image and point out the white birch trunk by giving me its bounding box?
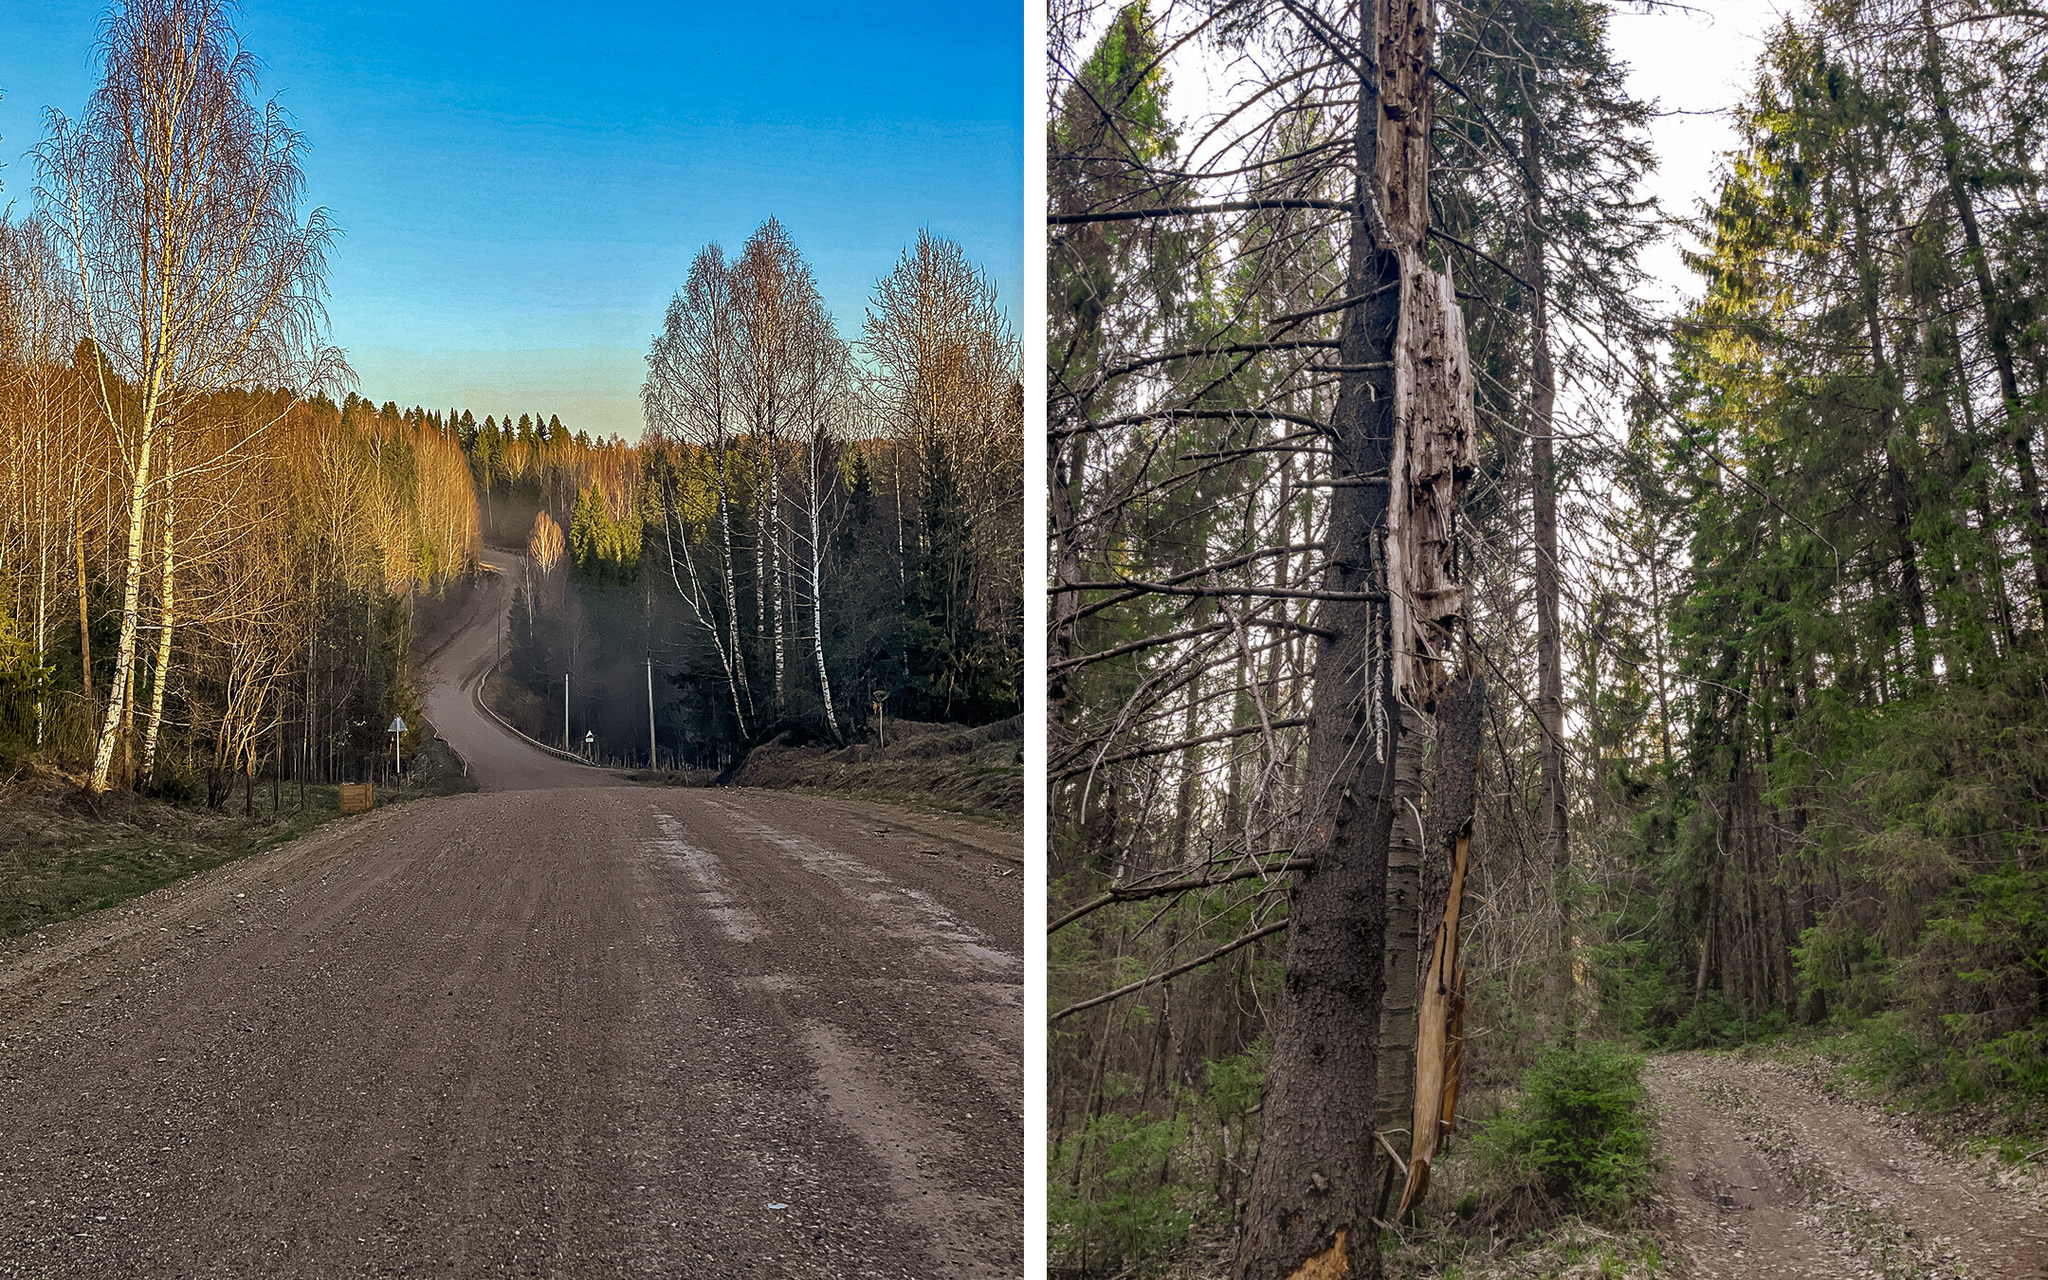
[89,391,161,792]
[140,432,176,781]
[807,442,841,743]
[769,445,785,710]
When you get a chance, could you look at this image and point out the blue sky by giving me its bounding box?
[0,1,1024,437]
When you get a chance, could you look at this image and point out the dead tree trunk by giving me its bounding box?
[1394,673,1484,1217]
[1234,1,1477,1274]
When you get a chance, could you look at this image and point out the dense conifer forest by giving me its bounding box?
[1047,0,2048,1274]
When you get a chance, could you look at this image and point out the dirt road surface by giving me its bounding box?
[0,552,1023,1278]
[1648,1052,2048,1279]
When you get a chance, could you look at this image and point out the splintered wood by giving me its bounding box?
[1387,256,1479,715]
[1397,674,1485,1219]
[1284,1227,1350,1280]
[1377,0,1481,1225]
[1398,830,1469,1217]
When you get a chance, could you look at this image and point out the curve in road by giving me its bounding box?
[1648,1052,2048,1279]
[0,550,1023,1278]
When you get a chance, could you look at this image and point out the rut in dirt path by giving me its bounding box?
[1647,1052,2048,1280]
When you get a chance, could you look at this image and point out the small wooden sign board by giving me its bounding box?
[339,782,374,814]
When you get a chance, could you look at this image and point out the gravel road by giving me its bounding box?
[1648,1052,2048,1279]
[0,552,1024,1278]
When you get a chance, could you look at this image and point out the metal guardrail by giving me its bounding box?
[472,660,607,768]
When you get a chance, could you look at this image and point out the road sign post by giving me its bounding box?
[388,716,406,775]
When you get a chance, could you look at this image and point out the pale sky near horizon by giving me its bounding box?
[0,1,1024,439]
[1604,0,1803,311]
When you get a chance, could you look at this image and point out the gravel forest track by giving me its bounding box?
[1648,1052,2048,1280]
[0,552,1024,1278]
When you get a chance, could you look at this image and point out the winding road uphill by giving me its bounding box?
[0,554,1023,1278]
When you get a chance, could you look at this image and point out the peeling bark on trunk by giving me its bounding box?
[1386,257,1479,713]
[1395,673,1484,1217]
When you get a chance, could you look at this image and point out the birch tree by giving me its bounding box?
[645,244,756,739]
[36,0,342,792]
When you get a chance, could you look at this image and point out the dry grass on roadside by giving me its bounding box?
[725,717,1023,826]
[0,734,475,940]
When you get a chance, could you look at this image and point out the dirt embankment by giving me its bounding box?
[0,735,472,942]
[715,717,1024,827]
[1647,1052,2048,1279]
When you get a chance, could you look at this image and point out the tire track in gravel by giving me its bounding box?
[1648,1052,2048,1280]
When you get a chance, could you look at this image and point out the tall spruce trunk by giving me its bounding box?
[1844,156,1931,674]
[1233,2,1405,1275]
[1526,99,1574,1046]
[1920,10,2048,618]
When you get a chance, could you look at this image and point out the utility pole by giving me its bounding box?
[563,672,570,750]
[647,655,657,769]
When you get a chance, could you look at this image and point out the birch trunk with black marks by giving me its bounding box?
[140,428,176,781]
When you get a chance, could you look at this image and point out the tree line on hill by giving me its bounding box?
[1046,0,2048,1275]
[483,220,1023,765]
